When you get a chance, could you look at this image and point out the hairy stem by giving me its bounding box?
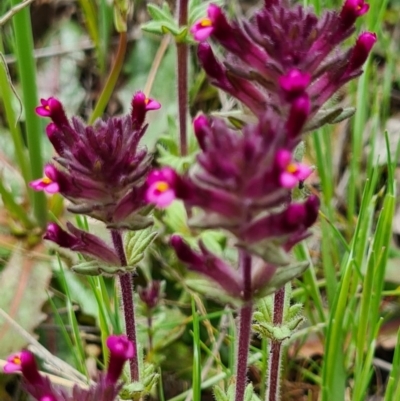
[176,0,189,156]
[89,31,127,124]
[111,229,139,381]
[235,251,253,401]
[266,287,286,401]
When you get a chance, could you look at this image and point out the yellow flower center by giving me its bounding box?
[144,98,150,105]
[12,355,22,365]
[155,181,169,192]
[200,18,212,27]
[286,163,298,174]
[42,176,52,184]
[44,105,50,111]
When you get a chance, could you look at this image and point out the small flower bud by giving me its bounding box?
[106,335,135,384]
[279,69,311,101]
[286,95,311,139]
[138,281,162,309]
[193,115,210,151]
[347,31,377,72]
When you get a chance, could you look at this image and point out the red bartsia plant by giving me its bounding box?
[3,335,133,401]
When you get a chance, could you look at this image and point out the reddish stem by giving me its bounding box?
[111,229,139,381]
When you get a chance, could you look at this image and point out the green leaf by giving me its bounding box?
[124,227,158,266]
[146,3,174,22]
[72,260,135,276]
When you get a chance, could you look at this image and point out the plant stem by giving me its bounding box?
[235,251,253,401]
[111,229,139,381]
[89,31,127,124]
[266,287,286,401]
[176,0,189,156]
[11,0,47,227]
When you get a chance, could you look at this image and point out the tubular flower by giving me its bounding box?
[44,222,120,265]
[35,97,69,128]
[35,94,160,228]
[29,165,61,194]
[4,351,44,387]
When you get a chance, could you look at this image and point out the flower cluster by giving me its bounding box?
[3,335,134,401]
[191,0,375,123]
[31,93,160,230]
[145,0,374,301]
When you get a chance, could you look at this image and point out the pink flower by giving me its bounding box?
[340,0,369,26]
[35,97,69,127]
[275,150,312,189]
[190,4,221,41]
[29,165,60,194]
[131,91,161,129]
[4,352,23,373]
[146,168,177,208]
[3,351,44,386]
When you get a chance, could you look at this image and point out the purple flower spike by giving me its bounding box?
[44,222,120,265]
[347,32,377,72]
[106,335,135,385]
[279,69,311,101]
[340,0,369,29]
[131,91,161,129]
[36,97,69,128]
[29,165,61,194]
[146,167,178,208]
[4,351,44,387]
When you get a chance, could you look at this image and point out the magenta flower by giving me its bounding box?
[106,335,135,384]
[275,150,312,189]
[44,222,120,265]
[29,165,61,194]
[146,167,178,207]
[4,351,44,387]
[35,97,69,128]
[340,0,370,29]
[131,91,161,129]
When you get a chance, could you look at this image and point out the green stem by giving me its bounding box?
[0,39,30,190]
[89,31,127,124]
[11,0,47,227]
